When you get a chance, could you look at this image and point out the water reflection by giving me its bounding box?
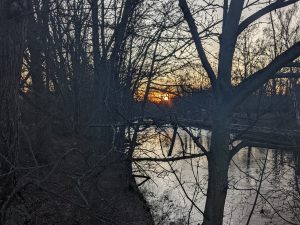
[133,126,300,225]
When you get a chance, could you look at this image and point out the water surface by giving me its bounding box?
[133,127,300,225]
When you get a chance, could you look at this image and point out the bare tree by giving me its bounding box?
[178,0,300,224]
[0,0,29,222]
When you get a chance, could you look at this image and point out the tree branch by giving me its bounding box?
[180,126,209,155]
[178,0,217,89]
[272,72,300,78]
[231,41,300,108]
[218,0,245,88]
[285,62,300,68]
[238,0,299,35]
[133,153,206,162]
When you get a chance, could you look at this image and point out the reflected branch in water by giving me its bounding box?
[180,125,208,155]
[246,149,269,225]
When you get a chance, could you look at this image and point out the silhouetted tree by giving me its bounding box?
[178,0,300,224]
[0,0,28,222]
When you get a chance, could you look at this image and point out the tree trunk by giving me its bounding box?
[296,152,300,175]
[86,127,154,225]
[27,1,47,151]
[291,79,300,127]
[202,114,231,225]
[88,1,153,223]
[0,0,28,222]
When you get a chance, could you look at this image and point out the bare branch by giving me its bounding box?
[231,41,300,108]
[218,0,245,88]
[272,72,300,78]
[178,0,217,89]
[133,153,206,162]
[246,150,269,225]
[285,62,300,68]
[238,0,299,35]
[180,126,209,155]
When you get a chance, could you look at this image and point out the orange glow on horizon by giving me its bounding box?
[147,91,173,104]
[136,89,175,105]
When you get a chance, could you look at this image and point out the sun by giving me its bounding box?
[135,85,175,104]
[162,93,169,101]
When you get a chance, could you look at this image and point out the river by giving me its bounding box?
[133,126,300,225]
